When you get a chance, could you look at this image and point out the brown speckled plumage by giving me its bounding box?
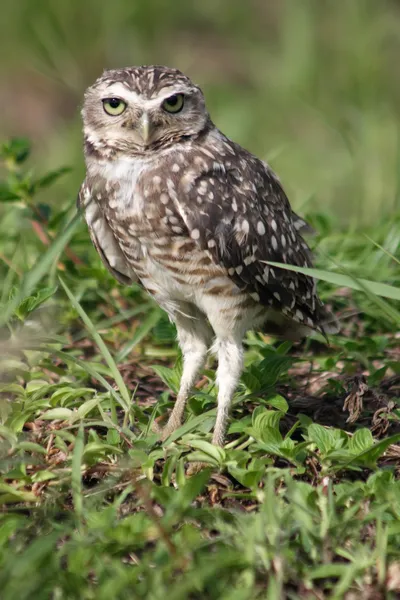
[79,65,338,446]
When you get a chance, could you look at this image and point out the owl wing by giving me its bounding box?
[175,158,336,334]
[78,182,137,285]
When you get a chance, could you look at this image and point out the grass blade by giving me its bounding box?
[71,422,84,524]
[59,277,131,411]
[363,233,400,265]
[116,307,162,362]
[1,211,81,326]
[265,262,400,301]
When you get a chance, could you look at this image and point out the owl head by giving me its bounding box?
[82,65,210,156]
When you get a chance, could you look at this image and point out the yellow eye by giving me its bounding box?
[162,94,184,114]
[102,98,127,116]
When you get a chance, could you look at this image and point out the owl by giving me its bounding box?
[79,65,338,447]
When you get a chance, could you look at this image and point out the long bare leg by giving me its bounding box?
[186,334,244,475]
[212,336,244,446]
[161,311,213,441]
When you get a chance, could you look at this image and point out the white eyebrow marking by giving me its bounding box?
[100,83,142,103]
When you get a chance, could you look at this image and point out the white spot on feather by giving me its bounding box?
[160,193,169,205]
[257,221,266,235]
[242,220,250,234]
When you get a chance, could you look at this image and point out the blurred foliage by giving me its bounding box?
[1,0,400,222]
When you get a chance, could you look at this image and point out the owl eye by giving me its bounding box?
[162,94,185,114]
[102,98,127,116]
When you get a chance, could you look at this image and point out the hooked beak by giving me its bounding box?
[140,112,151,146]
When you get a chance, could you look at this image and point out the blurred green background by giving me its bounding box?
[1,0,400,225]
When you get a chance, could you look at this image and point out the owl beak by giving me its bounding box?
[140,113,151,146]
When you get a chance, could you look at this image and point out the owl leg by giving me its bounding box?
[212,336,244,446]
[161,314,212,441]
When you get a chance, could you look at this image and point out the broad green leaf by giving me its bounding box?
[229,466,264,489]
[1,137,30,163]
[50,387,93,405]
[14,441,47,454]
[308,563,351,579]
[31,470,57,483]
[0,483,36,504]
[258,354,293,387]
[266,394,289,413]
[252,409,283,439]
[349,428,374,454]
[128,449,150,468]
[26,380,52,394]
[307,424,338,454]
[185,451,219,466]
[75,398,100,420]
[347,433,400,467]
[41,407,73,420]
[106,429,121,445]
[241,370,262,393]
[0,383,25,396]
[0,425,18,446]
[83,442,123,456]
[0,183,20,202]
[14,286,57,321]
[151,364,181,394]
[187,439,226,464]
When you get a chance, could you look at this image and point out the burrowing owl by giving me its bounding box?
[79,65,337,446]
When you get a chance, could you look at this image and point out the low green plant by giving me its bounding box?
[0,139,399,598]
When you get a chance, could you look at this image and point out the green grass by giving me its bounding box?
[0,135,399,599]
[1,3,400,596]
